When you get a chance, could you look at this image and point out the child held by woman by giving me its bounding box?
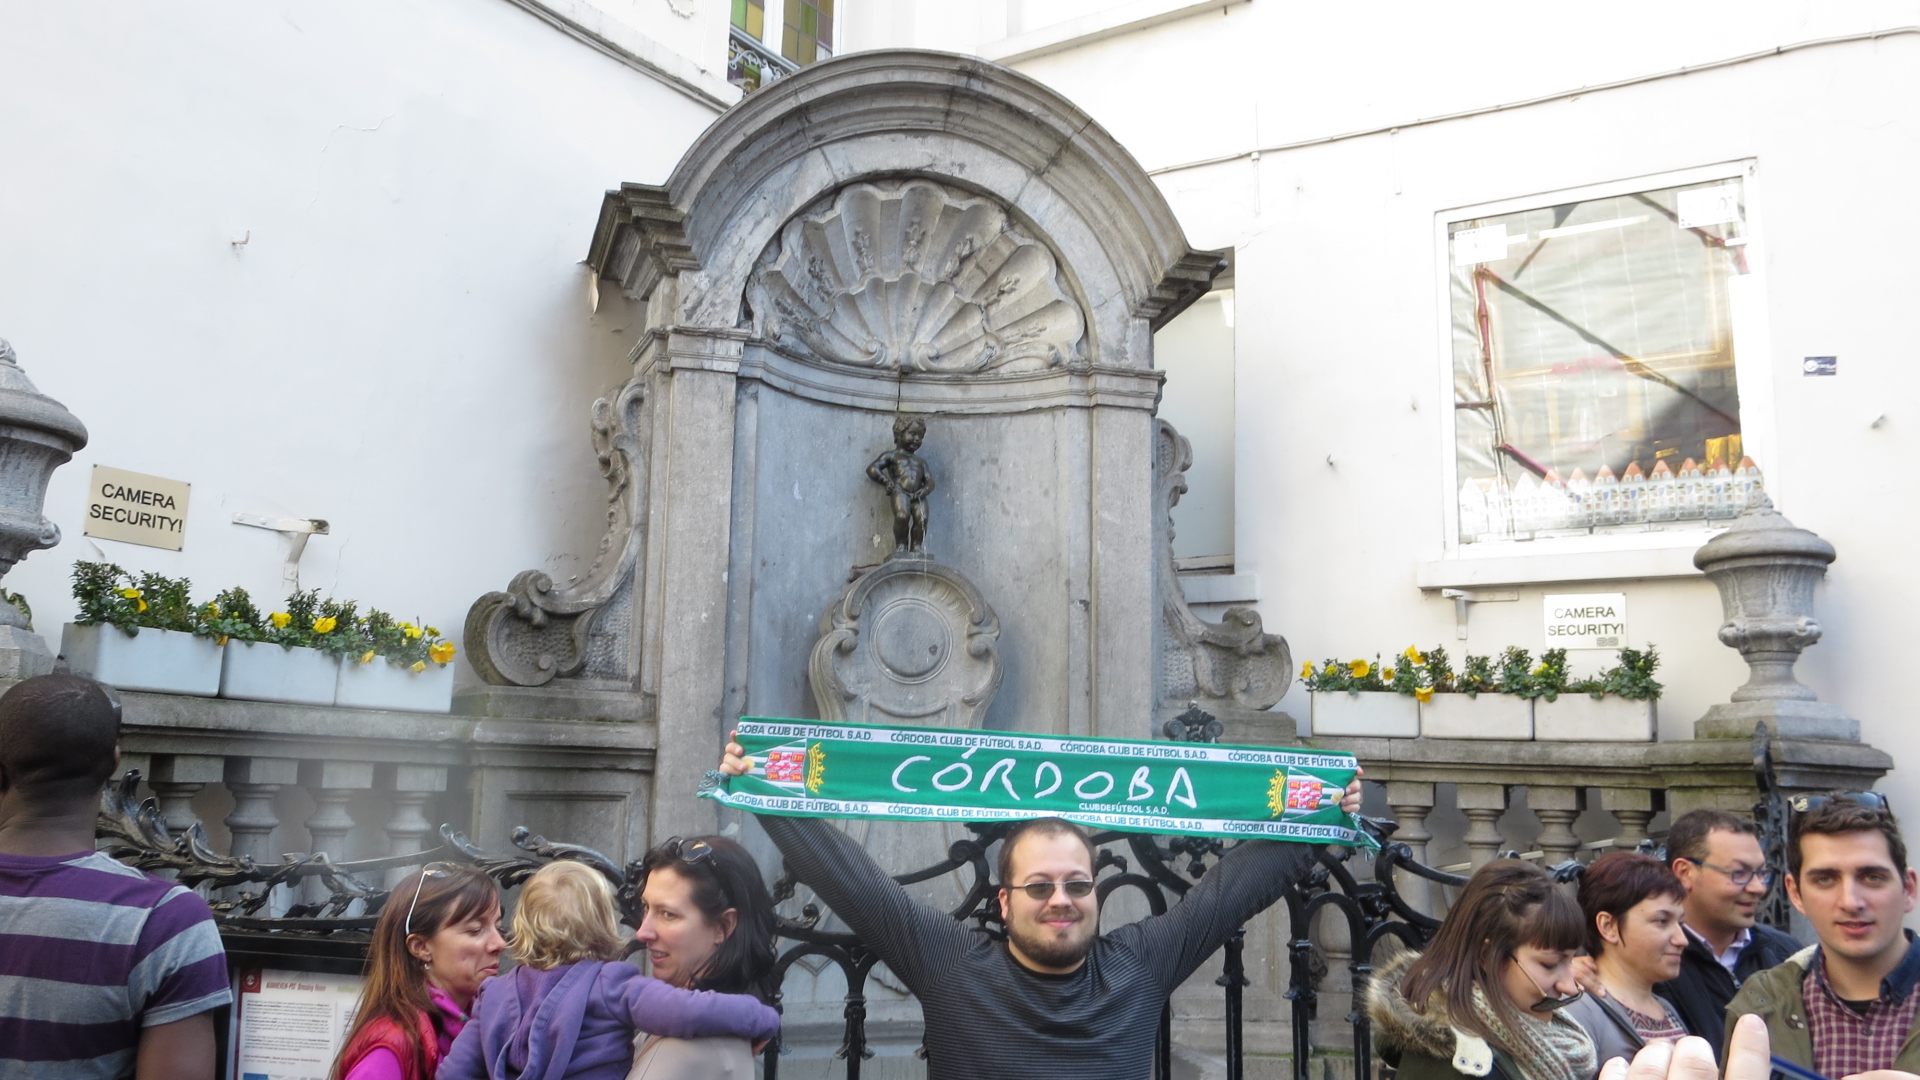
[438,861,779,1080]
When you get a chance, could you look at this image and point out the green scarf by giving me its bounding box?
[700,717,1374,848]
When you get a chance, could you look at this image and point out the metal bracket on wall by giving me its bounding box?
[1439,587,1518,640]
[232,512,330,590]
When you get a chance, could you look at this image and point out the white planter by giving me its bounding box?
[1534,695,1657,741]
[1419,693,1534,740]
[1310,691,1420,737]
[335,658,454,713]
[219,641,339,706]
[60,623,222,696]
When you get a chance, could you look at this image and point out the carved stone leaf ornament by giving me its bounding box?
[749,180,1086,374]
[465,378,649,686]
[1155,420,1291,711]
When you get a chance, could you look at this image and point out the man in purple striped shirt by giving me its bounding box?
[0,673,229,1079]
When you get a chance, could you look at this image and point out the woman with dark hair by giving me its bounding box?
[1369,859,1594,1080]
[1563,852,1690,1065]
[626,835,780,1079]
[334,863,507,1080]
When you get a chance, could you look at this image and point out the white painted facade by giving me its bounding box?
[5,1,1917,841]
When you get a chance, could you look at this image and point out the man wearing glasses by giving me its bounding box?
[718,733,1362,1080]
[1657,809,1802,1054]
[1727,792,1920,1079]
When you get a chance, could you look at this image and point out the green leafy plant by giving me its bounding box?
[1301,655,1390,693]
[202,587,267,644]
[344,609,457,671]
[1567,645,1663,700]
[1,589,32,632]
[71,562,198,637]
[1421,645,1455,693]
[1457,653,1498,697]
[1529,648,1570,702]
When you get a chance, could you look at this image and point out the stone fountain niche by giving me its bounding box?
[461,50,1293,847]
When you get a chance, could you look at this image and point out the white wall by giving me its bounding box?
[884,1,1920,813]
[0,0,721,686]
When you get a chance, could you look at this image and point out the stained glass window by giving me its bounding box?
[1447,176,1763,544]
[781,0,833,66]
[731,0,764,39]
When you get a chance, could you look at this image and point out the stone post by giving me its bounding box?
[1693,496,1854,741]
[1386,780,1436,915]
[224,757,297,909]
[0,340,87,677]
[1458,784,1508,869]
[385,764,447,885]
[148,754,223,837]
[1601,787,1658,850]
[1530,787,1584,865]
[301,760,373,906]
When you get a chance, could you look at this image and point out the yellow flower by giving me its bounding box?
[206,603,221,617]
[410,660,427,673]
[312,616,337,634]
[216,635,229,647]
[1301,661,1315,678]
[1414,686,1434,703]
[428,641,456,665]
[135,599,148,613]
[404,625,423,639]
[1403,645,1426,665]
[270,611,292,628]
[1348,659,1371,679]
[119,588,142,599]
[426,626,440,637]
[361,649,377,664]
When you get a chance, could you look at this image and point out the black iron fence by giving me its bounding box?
[95,723,1794,1080]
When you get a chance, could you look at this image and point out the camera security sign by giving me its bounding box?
[85,465,190,551]
[1544,593,1627,650]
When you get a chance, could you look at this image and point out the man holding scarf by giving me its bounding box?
[717,733,1362,1080]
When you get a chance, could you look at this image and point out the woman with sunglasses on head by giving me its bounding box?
[437,859,778,1080]
[1563,853,1691,1066]
[1369,859,1594,1080]
[625,835,781,1080]
[334,863,507,1080]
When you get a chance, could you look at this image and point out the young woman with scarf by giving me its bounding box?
[1369,859,1595,1080]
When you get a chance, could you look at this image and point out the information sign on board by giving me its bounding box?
[234,967,365,1080]
[1543,593,1628,650]
[84,465,190,551]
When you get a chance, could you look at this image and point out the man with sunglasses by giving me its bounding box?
[1727,792,1920,1080]
[719,733,1362,1080]
[0,674,228,1080]
[1655,809,1802,1056]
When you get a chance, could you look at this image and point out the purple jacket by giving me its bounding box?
[437,961,780,1080]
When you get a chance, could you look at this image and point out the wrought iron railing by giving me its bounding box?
[94,721,1798,1080]
[728,25,799,93]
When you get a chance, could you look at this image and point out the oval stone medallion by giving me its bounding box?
[872,599,951,681]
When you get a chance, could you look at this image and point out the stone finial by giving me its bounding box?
[1693,494,1854,740]
[0,338,87,676]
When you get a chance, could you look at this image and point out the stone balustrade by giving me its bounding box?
[106,688,657,907]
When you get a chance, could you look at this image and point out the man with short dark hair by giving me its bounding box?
[1728,793,1920,1079]
[1655,808,1801,1052]
[718,732,1361,1080]
[0,674,229,1080]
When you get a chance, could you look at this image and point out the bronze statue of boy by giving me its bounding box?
[868,415,934,554]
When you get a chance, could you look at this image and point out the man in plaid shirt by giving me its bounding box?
[1727,793,1920,1079]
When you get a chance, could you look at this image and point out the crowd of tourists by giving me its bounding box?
[1,672,1916,1080]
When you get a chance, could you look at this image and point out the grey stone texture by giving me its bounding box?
[0,339,86,678]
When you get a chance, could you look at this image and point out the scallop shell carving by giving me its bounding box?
[748,180,1086,374]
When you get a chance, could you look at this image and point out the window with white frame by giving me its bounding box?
[1443,166,1765,548]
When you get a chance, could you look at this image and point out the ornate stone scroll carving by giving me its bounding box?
[1155,419,1291,712]
[808,555,1003,727]
[747,180,1086,375]
[464,378,649,687]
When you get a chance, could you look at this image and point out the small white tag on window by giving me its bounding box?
[1452,224,1509,266]
[1678,183,1742,228]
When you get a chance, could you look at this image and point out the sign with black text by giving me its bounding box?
[84,465,189,550]
[1543,593,1628,650]
[234,968,364,1080]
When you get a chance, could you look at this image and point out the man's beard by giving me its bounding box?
[1007,907,1096,968]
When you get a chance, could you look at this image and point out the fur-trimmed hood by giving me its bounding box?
[1368,948,1465,1060]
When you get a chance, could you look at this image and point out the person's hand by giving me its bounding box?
[1571,954,1606,999]
[752,1038,771,1057]
[1840,1072,1920,1080]
[721,730,753,777]
[1597,1012,1769,1080]
[1340,767,1365,815]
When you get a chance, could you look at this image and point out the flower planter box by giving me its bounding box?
[335,659,454,713]
[1310,691,1420,738]
[219,641,339,706]
[59,623,223,696]
[1534,695,1656,741]
[1419,693,1534,740]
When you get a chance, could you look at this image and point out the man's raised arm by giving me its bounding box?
[720,732,969,993]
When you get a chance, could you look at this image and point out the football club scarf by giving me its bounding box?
[700,717,1375,848]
